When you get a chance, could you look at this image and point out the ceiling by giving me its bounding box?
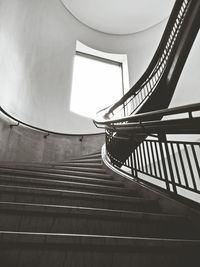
[61,0,175,35]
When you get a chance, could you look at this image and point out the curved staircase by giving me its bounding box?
[0,152,199,266]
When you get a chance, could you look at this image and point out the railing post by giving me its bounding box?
[158,134,171,192]
[158,134,177,194]
[130,151,138,179]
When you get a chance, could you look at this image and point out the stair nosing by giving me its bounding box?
[0,167,112,180]
[0,231,199,247]
[0,201,185,222]
[0,166,112,179]
[0,173,122,187]
[0,184,152,203]
[0,175,135,195]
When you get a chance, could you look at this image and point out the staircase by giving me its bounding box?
[0,152,199,266]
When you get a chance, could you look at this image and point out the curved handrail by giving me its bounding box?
[102,102,200,206]
[0,106,103,137]
[94,0,200,170]
[95,102,200,127]
[97,0,195,121]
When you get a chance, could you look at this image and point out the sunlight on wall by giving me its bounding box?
[70,53,123,118]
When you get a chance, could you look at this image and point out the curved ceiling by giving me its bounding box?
[61,0,175,35]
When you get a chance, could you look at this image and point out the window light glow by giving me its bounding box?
[70,54,123,118]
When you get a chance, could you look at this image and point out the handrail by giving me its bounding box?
[94,0,200,164]
[95,103,200,126]
[104,103,200,134]
[93,0,200,206]
[103,103,200,206]
[0,106,103,137]
[97,0,197,121]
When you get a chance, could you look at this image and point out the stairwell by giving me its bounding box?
[0,151,199,266]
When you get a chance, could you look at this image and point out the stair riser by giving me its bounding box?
[70,154,101,160]
[0,163,103,169]
[0,243,199,267]
[0,166,107,175]
[0,178,137,197]
[0,173,122,188]
[66,159,102,164]
[0,170,112,180]
[55,163,103,168]
[0,211,193,239]
[0,191,159,212]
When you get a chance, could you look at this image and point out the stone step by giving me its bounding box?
[54,162,103,168]
[0,201,196,239]
[68,152,101,161]
[65,158,102,164]
[0,175,138,197]
[0,165,106,174]
[0,162,104,170]
[0,167,112,180]
[0,184,160,212]
[0,231,199,267]
[0,173,122,187]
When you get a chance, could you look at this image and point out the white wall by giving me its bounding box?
[0,0,173,134]
[170,31,200,108]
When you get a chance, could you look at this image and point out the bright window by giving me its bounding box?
[70,52,124,118]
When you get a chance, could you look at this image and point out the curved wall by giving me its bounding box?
[0,0,166,134]
[0,113,104,163]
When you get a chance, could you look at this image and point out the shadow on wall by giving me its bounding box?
[0,115,104,163]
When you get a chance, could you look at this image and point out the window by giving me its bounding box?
[70,42,129,119]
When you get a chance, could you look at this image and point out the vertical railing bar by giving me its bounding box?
[177,144,189,188]
[184,144,197,190]
[142,142,148,173]
[133,149,138,178]
[154,141,163,179]
[138,145,144,173]
[136,147,141,172]
[158,136,170,191]
[170,143,182,186]
[130,153,134,177]
[150,141,157,177]
[162,137,177,193]
[146,141,153,176]
[191,144,200,180]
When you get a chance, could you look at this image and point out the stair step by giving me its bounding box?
[54,162,103,168]
[0,172,122,187]
[55,162,103,168]
[0,184,160,212]
[66,158,102,164]
[0,166,111,178]
[0,231,199,267]
[0,162,104,170]
[69,153,101,160]
[0,165,106,174]
[0,201,196,239]
[0,175,137,196]
[0,167,112,180]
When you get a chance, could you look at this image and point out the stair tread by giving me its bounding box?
[65,159,102,163]
[0,201,184,222]
[0,231,199,247]
[0,165,106,174]
[0,173,122,187]
[0,184,153,203]
[0,162,103,168]
[0,167,112,180]
[0,175,137,195]
[0,166,111,178]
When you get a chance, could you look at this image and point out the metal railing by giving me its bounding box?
[99,0,194,121]
[94,0,200,206]
[102,103,200,205]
